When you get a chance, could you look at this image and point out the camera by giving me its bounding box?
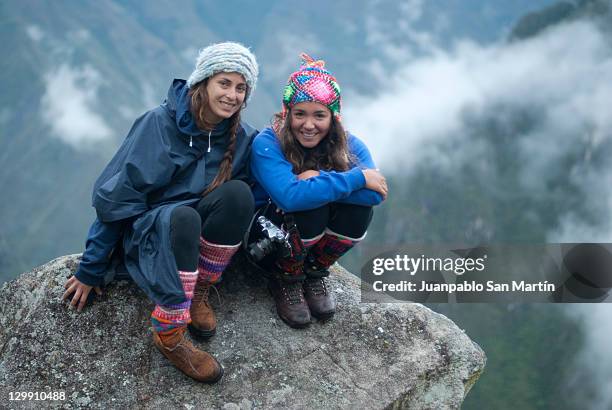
[247,216,292,261]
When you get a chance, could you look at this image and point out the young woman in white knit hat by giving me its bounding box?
[62,42,259,383]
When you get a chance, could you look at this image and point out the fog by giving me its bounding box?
[346,16,612,409]
[41,64,112,147]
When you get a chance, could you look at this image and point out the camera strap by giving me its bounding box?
[276,213,307,278]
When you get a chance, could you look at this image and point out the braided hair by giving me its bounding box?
[188,79,243,196]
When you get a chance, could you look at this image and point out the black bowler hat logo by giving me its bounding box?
[554,244,612,302]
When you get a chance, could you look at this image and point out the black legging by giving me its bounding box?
[256,202,373,240]
[170,180,254,271]
[248,202,373,271]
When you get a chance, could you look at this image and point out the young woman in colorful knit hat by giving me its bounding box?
[249,53,387,328]
[62,42,259,383]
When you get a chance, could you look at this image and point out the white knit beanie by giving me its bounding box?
[186,42,259,100]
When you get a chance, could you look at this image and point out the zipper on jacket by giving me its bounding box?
[189,135,193,147]
[207,130,212,153]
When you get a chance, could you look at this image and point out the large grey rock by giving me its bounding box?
[0,254,485,409]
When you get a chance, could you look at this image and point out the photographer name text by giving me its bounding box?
[372,280,555,293]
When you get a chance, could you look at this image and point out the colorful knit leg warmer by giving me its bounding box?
[302,232,325,249]
[197,237,240,285]
[305,228,365,275]
[273,232,323,281]
[151,269,198,334]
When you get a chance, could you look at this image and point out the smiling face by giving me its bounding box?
[289,102,332,148]
[204,72,247,124]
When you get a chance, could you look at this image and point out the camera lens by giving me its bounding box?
[248,238,273,261]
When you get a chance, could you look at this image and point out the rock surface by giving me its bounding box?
[0,254,485,409]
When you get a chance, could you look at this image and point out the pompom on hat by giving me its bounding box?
[186,41,259,100]
[281,53,342,120]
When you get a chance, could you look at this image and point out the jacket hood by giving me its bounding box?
[166,79,229,137]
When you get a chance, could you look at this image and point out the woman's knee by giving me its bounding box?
[293,205,330,239]
[216,180,255,218]
[328,204,373,238]
[170,206,201,244]
[199,181,255,244]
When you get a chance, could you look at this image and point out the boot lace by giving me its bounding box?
[162,329,203,376]
[305,277,328,296]
[282,281,305,305]
[193,283,222,308]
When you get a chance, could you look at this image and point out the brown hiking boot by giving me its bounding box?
[268,279,311,328]
[303,276,336,320]
[152,327,223,383]
[188,282,217,340]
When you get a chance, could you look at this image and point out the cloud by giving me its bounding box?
[346,21,612,168]
[41,64,112,148]
[399,0,424,23]
[345,19,612,238]
[0,108,10,125]
[25,25,44,42]
[565,304,612,410]
[141,81,160,110]
[261,33,321,82]
[363,0,432,62]
[346,16,612,408]
[67,29,91,43]
[181,46,198,64]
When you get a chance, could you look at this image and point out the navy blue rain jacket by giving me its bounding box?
[75,79,257,305]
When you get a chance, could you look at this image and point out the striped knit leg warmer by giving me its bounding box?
[197,237,240,285]
[301,231,325,249]
[273,232,324,281]
[151,269,198,334]
[305,228,366,273]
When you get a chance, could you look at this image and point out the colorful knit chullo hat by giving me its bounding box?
[281,53,342,120]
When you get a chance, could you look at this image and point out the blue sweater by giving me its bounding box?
[251,127,384,212]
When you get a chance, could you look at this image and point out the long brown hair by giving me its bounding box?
[273,110,353,174]
[189,79,245,195]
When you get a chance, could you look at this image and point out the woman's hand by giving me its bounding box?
[362,168,388,200]
[62,275,102,312]
[297,170,320,180]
